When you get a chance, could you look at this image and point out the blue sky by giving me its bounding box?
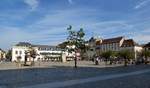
[0,0,150,50]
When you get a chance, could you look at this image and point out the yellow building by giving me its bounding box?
[0,48,6,60]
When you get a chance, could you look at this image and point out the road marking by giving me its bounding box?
[21,69,150,88]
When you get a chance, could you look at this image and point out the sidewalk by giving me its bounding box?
[0,61,124,70]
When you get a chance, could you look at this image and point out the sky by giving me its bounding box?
[0,0,150,50]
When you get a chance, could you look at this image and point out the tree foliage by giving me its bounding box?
[29,49,37,59]
[140,50,150,64]
[101,51,117,59]
[101,51,117,64]
[67,25,85,51]
[6,49,12,61]
[118,50,134,60]
[66,25,85,68]
[140,50,150,58]
[58,41,69,49]
[118,50,134,66]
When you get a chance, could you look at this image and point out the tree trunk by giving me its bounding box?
[144,56,148,64]
[75,57,77,68]
[124,58,128,66]
[105,58,108,65]
[24,56,27,65]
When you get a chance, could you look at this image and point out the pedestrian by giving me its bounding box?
[95,56,99,65]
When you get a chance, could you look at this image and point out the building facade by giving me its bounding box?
[12,42,62,62]
[85,37,102,60]
[144,42,150,51]
[94,36,143,59]
[96,36,125,52]
[32,45,62,61]
[120,39,143,59]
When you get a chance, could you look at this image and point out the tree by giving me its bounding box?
[101,51,117,65]
[24,51,28,65]
[140,50,150,64]
[58,41,69,49]
[6,49,12,61]
[67,25,85,68]
[24,48,37,66]
[29,48,37,66]
[109,51,118,65]
[118,50,134,66]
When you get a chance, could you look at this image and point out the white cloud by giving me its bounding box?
[1,7,149,50]
[30,9,138,42]
[85,21,134,36]
[24,0,39,11]
[134,0,150,9]
[0,26,66,50]
[133,34,150,44]
[68,0,74,4]
[31,9,96,30]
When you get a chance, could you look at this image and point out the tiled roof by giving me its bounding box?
[0,48,5,52]
[33,45,56,48]
[16,42,32,47]
[96,40,101,45]
[89,37,96,42]
[15,42,61,50]
[121,39,138,47]
[144,42,150,47]
[101,36,124,44]
[33,45,62,50]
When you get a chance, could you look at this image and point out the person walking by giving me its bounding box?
[95,56,99,65]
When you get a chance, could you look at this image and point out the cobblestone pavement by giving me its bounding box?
[0,61,150,88]
[60,72,150,88]
[22,69,150,88]
[0,61,124,70]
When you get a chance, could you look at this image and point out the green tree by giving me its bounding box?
[24,48,38,66]
[101,51,117,65]
[118,50,134,66]
[24,51,28,65]
[6,49,12,61]
[29,48,37,66]
[67,25,85,68]
[140,50,150,64]
[58,41,69,49]
[109,51,118,65]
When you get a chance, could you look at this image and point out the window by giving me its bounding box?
[90,49,94,51]
[15,51,18,54]
[20,51,22,55]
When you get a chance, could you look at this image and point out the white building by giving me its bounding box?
[32,45,62,61]
[94,36,143,59]
[65,45,76,61]
[12,42,31,62]
[120,39,143,59]
[12,42,62,62]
